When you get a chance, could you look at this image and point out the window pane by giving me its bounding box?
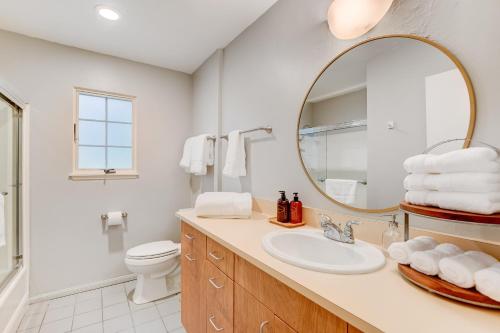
[79,94,105,120]
[108,98,132,123]
[107,147,132,169]
[107,123,132,146]
[79,146,105,169]
[79,120,106,145]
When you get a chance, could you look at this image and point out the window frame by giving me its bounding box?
[70,87,138,180]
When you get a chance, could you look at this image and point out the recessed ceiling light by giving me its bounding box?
[96,5,120,21]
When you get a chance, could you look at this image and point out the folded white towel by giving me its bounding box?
[179,137,194,171]
[439,251,498,288]
[223,130,246,178]
[195,192,252,218]
[388,236,438,264]
[410,243,463,276]
[0,194,5,247]
[405,191,500,215]
[325,179,357,205]
[404,173,500,193]
[475,262,500,302]
[403,147,499,174]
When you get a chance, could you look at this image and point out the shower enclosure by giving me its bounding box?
[0,92,22,291]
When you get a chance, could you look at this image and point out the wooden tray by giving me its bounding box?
[400,201,500,225]
[269,217,306,228]
[398,264,500,309]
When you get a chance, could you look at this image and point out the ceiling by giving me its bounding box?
[0,0,277,73]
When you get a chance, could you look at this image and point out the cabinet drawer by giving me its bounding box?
[181,221,206,257]
[205,260,234,325]
[207,237,234,279]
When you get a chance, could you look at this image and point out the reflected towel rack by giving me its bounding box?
[220,126,273,140]
[299,119,367,135]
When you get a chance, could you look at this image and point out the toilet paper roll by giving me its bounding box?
[106,211,124,226]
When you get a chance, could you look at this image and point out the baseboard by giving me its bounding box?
[30,274,137,304]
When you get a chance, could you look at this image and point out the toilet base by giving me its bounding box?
[131,266,180,304]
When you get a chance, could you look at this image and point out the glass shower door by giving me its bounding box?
[0,94,22,290]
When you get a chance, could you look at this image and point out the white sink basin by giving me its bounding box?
[262,229,385,274]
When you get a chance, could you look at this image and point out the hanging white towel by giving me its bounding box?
[195,192,252,218]
[388,236,437,264]
[179,135,214,175]
[325,179,357,205]
[404,173,500,193]
[475,262,500,302]
[179,137,194,172]
[0,194,5,247]
[410,243,463,276]
[439,251,498,288]
[405,191,500,215]
[223,130,246,178]
[403,147,499,174]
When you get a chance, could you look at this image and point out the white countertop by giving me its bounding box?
[176,209,500,333]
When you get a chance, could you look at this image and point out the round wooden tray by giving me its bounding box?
[398,264,500,309]
[400,202,500,225]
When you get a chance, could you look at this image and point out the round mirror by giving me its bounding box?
[297,35,475,213]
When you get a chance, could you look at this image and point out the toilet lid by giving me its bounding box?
[126,241,179,259]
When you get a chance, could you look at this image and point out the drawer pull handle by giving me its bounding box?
[208,315,224,331]
[184,254,196,262]
[184,233,194,241]
[259,320,270,333]
[208,251,224,261]
[208,277,224,289]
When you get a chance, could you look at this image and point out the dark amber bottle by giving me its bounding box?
[277,191,290,222]
[290,192,303,224]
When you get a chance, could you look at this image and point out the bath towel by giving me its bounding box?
[475,262,500,302]
[388,236,438,264]
[179,137,194,172]
[405,190,500,215]
[223,130,246,178]
[403,147,499,174]
[325,179,357,205]
[195,192,252,218]
[0,194,5,247]
[439,251,498,288]
[179,135,214,175]
[404,173,500,193]
[410,243,463,276]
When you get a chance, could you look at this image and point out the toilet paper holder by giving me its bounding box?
[101,212,128,220]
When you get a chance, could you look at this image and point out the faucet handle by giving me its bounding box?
[345,220,360,227]
[318,213,333,228]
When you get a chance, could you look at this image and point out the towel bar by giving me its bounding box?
[101,212,128,220]
[220,126,272,140]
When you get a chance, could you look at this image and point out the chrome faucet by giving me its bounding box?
[319,214,360,244]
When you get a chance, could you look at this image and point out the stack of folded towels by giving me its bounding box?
[389,237,500,301]
[403,147,500,214]
[194,192,252,219]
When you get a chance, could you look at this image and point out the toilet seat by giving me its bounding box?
[126,241,180,260]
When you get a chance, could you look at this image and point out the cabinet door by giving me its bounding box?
[181,222,207,333]
[234,283,274,333]
[205,260,234,333]
[273,316,296,333]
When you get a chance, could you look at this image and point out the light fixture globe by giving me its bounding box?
[327,0,393,40]
[96,5,120,21]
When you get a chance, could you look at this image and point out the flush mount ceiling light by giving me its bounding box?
[327,0,393,40]
[96,5,120,21]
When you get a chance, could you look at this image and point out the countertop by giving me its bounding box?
[176,209,500,333]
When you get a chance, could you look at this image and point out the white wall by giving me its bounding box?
[0,30,193,296]
[218,0,500,241]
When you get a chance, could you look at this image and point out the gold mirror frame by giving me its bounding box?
[296,34,476,214]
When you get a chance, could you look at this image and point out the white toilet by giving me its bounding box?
[125,240,181,304]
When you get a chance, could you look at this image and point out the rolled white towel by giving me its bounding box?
[388,236,438,264]
[404,173,500,193]
[410,243,463,276]
[439,251,498,288]
[475,262,500,302]
[195,192,252,218]
[405,191,500,215]
[403,147,499,174]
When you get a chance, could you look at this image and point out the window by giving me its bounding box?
[71,88,137,180]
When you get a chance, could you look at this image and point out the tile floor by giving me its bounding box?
[17,280,185,333]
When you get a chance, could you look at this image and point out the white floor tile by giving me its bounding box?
[76,289,102,303]
[72,309,102,330]
[135,319,167,333]
[169,327,186,333]
[48,295,76,310]
[103,302,130,321]
[17,312,45,331]
[44,304,74,324]
[75,297,102,315]
[156,297,180,317]
[71,322,103,333]
[132,306,160,326]
[25,301,49,315]
[39,317,73,333]
[102,292,127,308]
[128,299,155,312]
[162,312,181,332]
[101,284,125,296]
[103,314,133,333]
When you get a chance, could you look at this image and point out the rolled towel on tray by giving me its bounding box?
[438,251,498,288]
[403,147,499,174]
[195,192,252,218]
[388,236,438,264]
[404,173,500,193]
[410,243,463,276]
[475,262,500,302]
[405,191,500,215]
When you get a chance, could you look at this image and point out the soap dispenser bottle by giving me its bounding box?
[290,192,303,224]
[382,214,402,251]
[277,191,290,222]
